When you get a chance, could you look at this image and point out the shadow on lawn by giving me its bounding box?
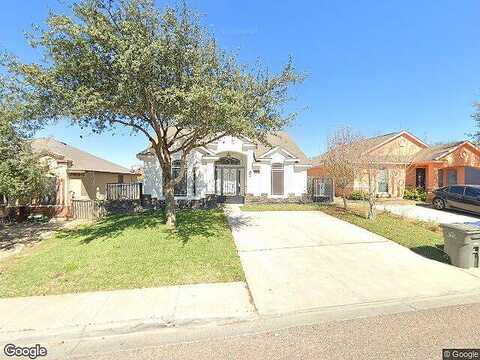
[56,209,235,246]
[173,209,235,245]
[58,211,164,244]
[411,244,451,264]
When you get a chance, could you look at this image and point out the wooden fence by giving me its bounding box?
[106,182,143,201]
[71,200,104,220]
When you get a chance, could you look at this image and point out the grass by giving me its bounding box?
[241,203,448,264]
[0,209,244,298]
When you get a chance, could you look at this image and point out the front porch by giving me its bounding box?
[407,164,480,194]
[214,153,247,204]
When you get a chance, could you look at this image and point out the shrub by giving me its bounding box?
[350,191,367,201]
[403,187,427,202]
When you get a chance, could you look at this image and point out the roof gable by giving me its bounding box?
[137,130,312,165]
[438,141,480,160]
[254,131,311,165]
[311,130,427,166]
[412,141,465,162]
[366,131,428,154]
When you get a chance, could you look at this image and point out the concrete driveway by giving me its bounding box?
[227,207,480,315]
[377,204,480,224]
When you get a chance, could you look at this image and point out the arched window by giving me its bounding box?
[271,163,284,195]
[216,156,241,166]
[172,160,187,196]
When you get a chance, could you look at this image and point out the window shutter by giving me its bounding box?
[271,163,284,195]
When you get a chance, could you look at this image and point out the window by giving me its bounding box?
[193,166,197,196]
[465,186,480,198]
[437,169,444,188]
[118,174,124,183]
[377,169,389,193]
[271,163,284,195]
[216,156,241,165]
[172,160,187,196]
[449,186,465,196]
[447,169,457,185]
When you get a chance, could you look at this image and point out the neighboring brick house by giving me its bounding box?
[407,141,480,194]
[309,131,480,199]
[310,131,428,198]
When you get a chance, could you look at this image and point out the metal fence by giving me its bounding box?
[106,182,143,200]
[308,176,334,202]
[71,200,104,219]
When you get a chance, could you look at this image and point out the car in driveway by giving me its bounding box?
[432,185,480,215]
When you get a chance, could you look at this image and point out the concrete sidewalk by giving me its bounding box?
[377,204,480,224]
[0,282,255,341]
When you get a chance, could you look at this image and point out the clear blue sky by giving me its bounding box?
[1,0,479,168]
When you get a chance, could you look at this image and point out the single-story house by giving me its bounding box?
[407,140,480,192]
[309,130,480,198]
[31,138,138,206]
[136,132,312,204]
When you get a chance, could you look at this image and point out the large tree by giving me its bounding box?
[0,77,50,205]
[6,0,302,226]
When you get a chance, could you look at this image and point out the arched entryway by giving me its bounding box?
[215,153,246,203]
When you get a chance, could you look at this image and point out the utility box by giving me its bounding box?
[440,222,480,269]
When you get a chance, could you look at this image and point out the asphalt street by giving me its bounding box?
[62,303,480,360]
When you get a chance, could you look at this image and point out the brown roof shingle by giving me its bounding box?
[31,138,133,174]
[137,131,311,165]
[311,132,403,166]
[411,141,465,162]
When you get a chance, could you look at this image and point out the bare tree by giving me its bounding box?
[363,164,380,220]
[323,127,364,209]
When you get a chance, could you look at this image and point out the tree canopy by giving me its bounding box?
[0,77,50,205]
[5,0,303,225]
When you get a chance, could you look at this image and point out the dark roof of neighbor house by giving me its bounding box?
[31,138,134,174]
[137,131,311,165]
[311,131,427,166]
[411,141,470,162]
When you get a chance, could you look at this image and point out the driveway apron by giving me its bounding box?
[226,207,480,315]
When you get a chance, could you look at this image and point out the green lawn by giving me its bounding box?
[0,209,244,298]
[242,203,448,263]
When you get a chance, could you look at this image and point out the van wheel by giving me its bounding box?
[433,198,445,210]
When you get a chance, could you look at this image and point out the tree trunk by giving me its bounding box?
[367,194,376,220]
[342,188,348,210]
[367,171,376,220]
[162,164,176,227]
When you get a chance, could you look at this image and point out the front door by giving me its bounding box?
[222,168,238,196]
[416,168,426,190]
[215,167,243,196]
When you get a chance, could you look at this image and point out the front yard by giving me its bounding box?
[242,203,448,263]
[0,209,244,298]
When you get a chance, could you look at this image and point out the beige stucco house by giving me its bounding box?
[31,138,138,207]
